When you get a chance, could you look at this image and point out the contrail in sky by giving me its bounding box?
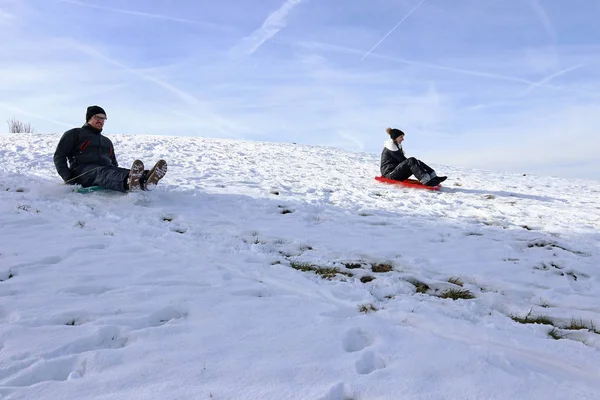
[361,0,428,61]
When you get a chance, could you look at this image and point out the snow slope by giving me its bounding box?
[1,132,599,400]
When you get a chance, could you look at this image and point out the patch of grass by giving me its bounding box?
[317,267,352,279]
[76,221,86,228]
[16,187,25,192]
[173,228,187,234]
[564,318,588,331]
[162,216,173,222]
[17,204,30,212]
[270,260,281,265]
[562,319,599,334]
[360,276,375,283]
[289,261,353,279]
[270,190,280,195]
[484,194,496,199]
[343,262,363,269]
[273,239,285,245]
[447,277,464,287]
[246,235,266,245]
[510,310,553,326]
[454,182,462,187]
[527,240,588,256]
[359,304,377,313]
[371,263,393,273]
[465,232,484,236]
[280,209,294,214]
[548,327,565,340]
[539,301,551,308]
[407,279,430,294]
[520,225,532,230]
[358,212,373,217]
[65,319,77,326]
[565,271,578,281]
[299,245,313,251]
[289,261,314,272]
[438,288,475,300]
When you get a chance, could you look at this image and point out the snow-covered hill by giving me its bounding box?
[1,132,599,399]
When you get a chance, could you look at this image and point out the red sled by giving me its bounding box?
[375,176,441,191]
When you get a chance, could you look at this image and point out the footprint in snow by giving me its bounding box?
[2,327,124,386]
[318,382,355,400]
[355,350,386,375]
[147,307,187,328]
[2,355,88,387]
[61,285,113,295]
[69,243,108,252]
[342,328,373,353]
[5,255,62,272]
[114,307,186,330]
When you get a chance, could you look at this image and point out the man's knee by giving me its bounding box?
[407,157,417,164]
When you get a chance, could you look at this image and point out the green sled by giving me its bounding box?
[74,186,105,194]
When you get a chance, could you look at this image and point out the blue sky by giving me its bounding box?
[1,0,599,180]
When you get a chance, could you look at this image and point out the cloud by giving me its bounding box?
[70,41,238,135]
[0,102,73,128]
[520,64,585,95]
[230,0,303,57]
[361,0,428,60]
[528,0,556,39]
[0,8,14,19]
[300,41,532,86]
[425,103,600,179]
[297,40,599,98]
[58,0,230,31]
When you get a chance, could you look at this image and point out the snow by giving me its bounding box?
[1,132,600,400]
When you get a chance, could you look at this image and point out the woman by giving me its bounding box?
[380,127,446,187]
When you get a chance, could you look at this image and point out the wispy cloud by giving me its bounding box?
[0,7,14,20]
[521,64,585,95]
[70,42,238,135]
[0,102,72,128]
[299,40,599,98]
[59,0,230,31]
[528,0,556,39]
[361,0,428,61]
[302,41,531,85]
[230,0,303,57]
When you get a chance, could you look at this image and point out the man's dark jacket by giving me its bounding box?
[53,124,118,182]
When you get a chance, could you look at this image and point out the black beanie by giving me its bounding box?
[386,127,404,140]
[86,105,106,122]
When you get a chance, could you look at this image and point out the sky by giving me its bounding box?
[1,0,599,180]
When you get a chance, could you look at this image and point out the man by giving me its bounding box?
[53,105,166,192]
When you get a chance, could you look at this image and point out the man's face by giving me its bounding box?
[89,114,106,130]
